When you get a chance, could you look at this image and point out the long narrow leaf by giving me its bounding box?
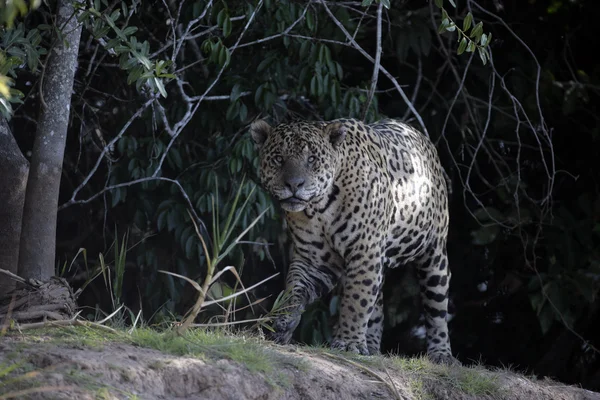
[209,265,254,314]
[128,309,142,334]
[67,248,87,273]
[216,207,270,266]
[211,194,219,255]
[187,209,212,270]
[97,304,125,324]
[219,176,247,245]
[158,270,204,294]
[224,296,269,314]
[191,317,271,327]
[201,272,279,308]
[220,184,257,247]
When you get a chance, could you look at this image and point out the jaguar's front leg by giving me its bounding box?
[272,257,336,345]
[331,248,383,355]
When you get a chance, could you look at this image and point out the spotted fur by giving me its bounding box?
[250,118,456,364]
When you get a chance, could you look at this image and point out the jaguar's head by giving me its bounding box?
[250,120,347,212]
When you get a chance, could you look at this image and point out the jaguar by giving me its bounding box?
[250,118,455,364]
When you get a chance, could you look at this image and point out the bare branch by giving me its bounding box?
[60,97,157,209]
[153,0,265,178]
[237,3,310,49]
[362,2,383,120]
[402,56,422,121]
[318,0,428,135]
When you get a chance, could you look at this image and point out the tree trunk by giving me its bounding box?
[18,0,83,281]
[0,119,29,295]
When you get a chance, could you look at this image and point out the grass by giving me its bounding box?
[408,378,430,400]
[1,326,511,399]
[302,347,502,398]
[128,327,307,386]
[390,355,501,397]
[5,326,307,389]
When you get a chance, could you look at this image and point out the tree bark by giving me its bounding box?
[18,0,83,281]
[0,119,29,295]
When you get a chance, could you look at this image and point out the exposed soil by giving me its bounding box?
[1,329,599,400]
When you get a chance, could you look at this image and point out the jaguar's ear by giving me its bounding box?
[324,122,347,148]
[249,120,272,148]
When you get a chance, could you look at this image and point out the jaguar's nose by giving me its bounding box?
[285,177,305,192]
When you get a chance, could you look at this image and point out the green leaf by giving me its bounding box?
[463,12,473,31]
[480,33,488,47]
[437,18,450,34]
[445,23,456,32]
[226,101,240,121]
[306,10,315,32]
[470,22,483,40]
[239,102,248,122]
[121,56,138,71]
[330,80,338,105]
[223,16,232,38]
[466,40,476,52]
[109,10,121,22]
[361,0,374,6]
[457,37,467,55]
[484,32,492,47]
[254,84,264,106]
[310,75,317,96]
[257,55,275,72]
[209,42,219,63]
[447,0,456,7]
[478,46,488,65]
[111,188,122,207]
[154,77,167,98]
[168,147,182,169]
[26,47,39,72]
[185,235,195,259]
[122,26,138,36]
[336,62,343,80]
[298,66,309,86]
[316,73,324,96]
[217,8,227,27]
[230,83,242,102]
[434,0,443,8]
[299,40,310,59]
[127,65,143,85]
[380,0,390,9]
[323,45,332,64]
[105,38,120,50]
[201,39,212,54]
[318,44,325,63]
[218,45,227,66]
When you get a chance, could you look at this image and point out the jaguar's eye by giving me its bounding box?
[307,155,316,164]
[274,155,284,164]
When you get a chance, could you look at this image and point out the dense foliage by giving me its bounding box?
[2,0,599,390]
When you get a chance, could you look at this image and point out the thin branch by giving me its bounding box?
[237,3,310,49]
[402,56,422,121]
[152,0,264,178]
[60,97,156,210]
[318,0,428,136]
[362,1,382,120]
[0,268,29,285]
[469,0,555,205]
